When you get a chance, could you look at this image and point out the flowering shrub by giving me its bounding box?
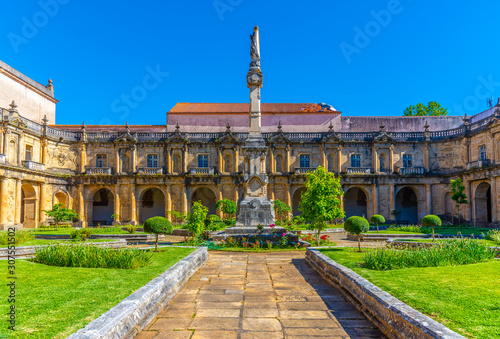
[300,233,332,246]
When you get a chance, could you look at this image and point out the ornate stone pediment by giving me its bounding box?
[218,123,239,144]
[269,122,291,144]
[373,132,394,143]
[168,123,187,143]
[114,123,137,143]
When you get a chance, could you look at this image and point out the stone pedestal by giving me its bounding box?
[236,196,275,227]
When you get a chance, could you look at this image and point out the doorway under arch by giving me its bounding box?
[140,188,166,223]
[192,187,217,215]
[292,187,306,216]
[475,182,492,226]
[395,187,419,224]
[21,183,37,228]
[54,191,68,207]
[92,188,114,225]
[344,187,367,219]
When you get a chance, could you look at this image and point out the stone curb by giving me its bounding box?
[67,247,208,339]
[305,248,466,339]
[0,239,127,260]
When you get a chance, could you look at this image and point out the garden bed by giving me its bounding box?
[316,247,500,338]
[0,247,198,338]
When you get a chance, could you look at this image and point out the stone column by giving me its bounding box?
[270,148,275,173]
[389,146,395,174]
[39,183,47,224]
[17,134,23,167]
[286,146,291,173]
[182,146,188,173]
[336,147,342,173]
[372,146,378,174]
[80,144,86,174]
[0,178,9,226]
[15,179,21,224]
[286,184,291,217]
[115,148,120,175]
[491,177,498,224]
[78,185,86,227]
[130,185,138,225]
[114,184,121,224]
[425,184,432,215]
[165,185,171,220]
[424,144,430,173]
[166,147,171,173]
[85,199,93,226]
[41,139,48,165]
[470,182,476,226]
[182,187,188,214]
[389,184,395,218]
[0,129,3,156]
[217,147,223,173]
[3,130,9,160]
[372,184,378,216]
[233,146,239,173]
[216,184,223,218]
[321,144,326,168]
[131,145,137,173]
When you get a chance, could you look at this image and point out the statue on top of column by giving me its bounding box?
[250,26,260,69]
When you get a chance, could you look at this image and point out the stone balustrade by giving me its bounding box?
[397,167,426,175]
[138,167,163,175]
[347,167,371,175]
[0,154,5,164]
[466,159,490,170]
[22,160,45,171]
[190,167,215,175]
[87,167,112,175]
[295,167,316,174]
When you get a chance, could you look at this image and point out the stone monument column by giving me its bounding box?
[235,26,275,227]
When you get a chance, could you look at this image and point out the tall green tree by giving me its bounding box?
[299,166,345,246]
[403,101,448,116]
[216,199,237,220]
[450,178,469,227]
[43,203,79,231]
[187,201,209,240]
[273,199,292,225]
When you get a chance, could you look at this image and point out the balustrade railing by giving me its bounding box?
[46,126,81,140]
[295,167,316,174]
[19,116,42,132]
[22,160,45,171]
[0,154,5,164]
[87,167,112,175]
[397,167,425,175]
[190,167,215,175]
[466,159,490,170]
[346,167,371,174]
[138,167,163,175]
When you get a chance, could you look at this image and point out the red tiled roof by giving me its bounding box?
[169,103,338,113]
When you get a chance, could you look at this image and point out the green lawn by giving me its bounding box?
[0,247,195,338]
[320,247,500,339]
[34,229,147,235]
[397,238,499,247]
[0,239,112,248]
[366,227,494,236]
[366,230,424,235]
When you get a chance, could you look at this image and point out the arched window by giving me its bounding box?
[276,154,283,173]
[328,154,335,172]
[224,154,232,173]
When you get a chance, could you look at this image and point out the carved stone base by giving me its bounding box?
[236,196,275,227]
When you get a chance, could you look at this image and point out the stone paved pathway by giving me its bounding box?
[136,251,385,339]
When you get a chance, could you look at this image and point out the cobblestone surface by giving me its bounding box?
[136,251,385,338]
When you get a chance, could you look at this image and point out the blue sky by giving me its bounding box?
[2,1,500,125]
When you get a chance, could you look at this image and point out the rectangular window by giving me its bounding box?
[403,154,413,168]
[350,154,361,168]
[479,145,487,161]
[147,154,158,168]
[299,154,310,168]
[25,145,33,161]
[96,154,107,168]
[198,154,208,168]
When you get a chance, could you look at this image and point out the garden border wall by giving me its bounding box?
[305,248,466,339]
[67,247,208,339]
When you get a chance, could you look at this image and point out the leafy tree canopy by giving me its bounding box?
[403,101,448,117]
[43,203,79,231]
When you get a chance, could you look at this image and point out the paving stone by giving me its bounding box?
[279,310,331,319]
[242,318,283,331]
[243,308,279,318]
[191,330,238,339]
[278,302,329,310]
[189,317,240,330]
[196,294,244,302]
[196,302,243,309]
[157,308,195,318]
[149,317,192,331]
[134,331,157,339]
[280,319,341,328]
[285,327,349,337]
[196,308,241,318]
[153,330,192,339]
[240,331,284,338]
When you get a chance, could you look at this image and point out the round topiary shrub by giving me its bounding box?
[370,215,385,232]
[144,217,173,251]
[422,215,442,241]
[344,216,370,252]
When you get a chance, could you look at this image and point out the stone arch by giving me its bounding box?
[191,187,217,215]
[344,187,368,219]
[92,188,114,226]
[21,183,37,228]
[292,187,306,216]
[54,190,69,208]
[395,186,421,224]
[139,187,166,223]
[475,182,492,226]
